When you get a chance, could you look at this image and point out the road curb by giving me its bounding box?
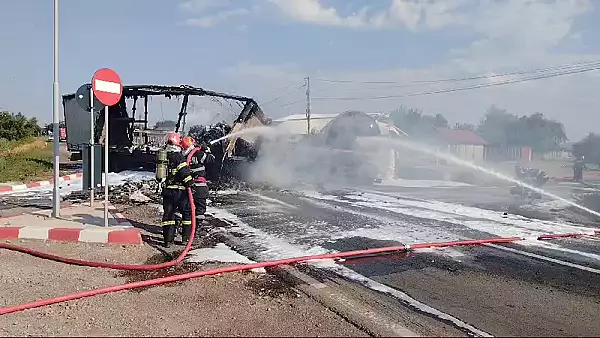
[0,173,83,194]
[0,205,141,245]
[211,228,418,337]
[0,226,142,245]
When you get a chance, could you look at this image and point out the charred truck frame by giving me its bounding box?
[62,84,268,178]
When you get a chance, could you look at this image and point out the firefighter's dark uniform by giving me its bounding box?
[161,148,194,247]
[184,145,214,218]
[573,157,585,182]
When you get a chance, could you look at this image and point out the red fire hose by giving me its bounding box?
[0,188,198,271]
[0,236,522,315]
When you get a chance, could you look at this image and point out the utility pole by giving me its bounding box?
[305,76,311,135]
[52,0,60,218]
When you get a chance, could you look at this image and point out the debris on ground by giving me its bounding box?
[63,176,270,207]
[129,189,152,203]
[63,179,161,205]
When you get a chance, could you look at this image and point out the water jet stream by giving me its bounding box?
[209,126,281,145]
[359,137,600,219]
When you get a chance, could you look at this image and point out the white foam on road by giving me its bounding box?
[187,243,266,273]
[207,206,329,260]
[520,199,571,210]
[2,171,155,199]
[299,194,457,242]
[228,191,467,259]
[333,191,593,237]
[214,189,240,196]
[300,190,600,261]
[375,178,473,188]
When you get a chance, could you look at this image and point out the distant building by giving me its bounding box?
[271,113,339,135]
[271,112,406,137]
[434,127,487,161]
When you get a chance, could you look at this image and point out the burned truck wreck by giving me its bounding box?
[307,111,387,185]
[252,111,390,188]
[62,84,269,180]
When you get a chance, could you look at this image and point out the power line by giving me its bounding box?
[278,99,305,108]
[312,64,600,101]
[261,84,306,106]
[261,82,300,95]
[313,59,600,85]
[311,60,600,93]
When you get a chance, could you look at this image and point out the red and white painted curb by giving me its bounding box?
[0,226,142,245]
[0,173,83,194]
[0,204,141,245]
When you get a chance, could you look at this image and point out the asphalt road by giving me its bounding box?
[206,181,600,337]
[1,174,599,336]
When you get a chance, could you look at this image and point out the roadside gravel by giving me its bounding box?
[0,239,366,336]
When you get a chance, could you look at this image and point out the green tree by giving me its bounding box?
[0,111,42,141]
[390,106,448,137]
[572,133,600,165]
[477,105,566,151]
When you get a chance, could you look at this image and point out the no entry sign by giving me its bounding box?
[92,68,123,106]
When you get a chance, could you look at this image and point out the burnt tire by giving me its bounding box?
[530,192,542,199]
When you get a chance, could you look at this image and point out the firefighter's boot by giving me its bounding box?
[162,225,176,248]
[181,224,193,244]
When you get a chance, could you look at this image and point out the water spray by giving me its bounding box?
[209,126,280,145]
[360,137,600,219]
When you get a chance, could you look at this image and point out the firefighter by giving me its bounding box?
[181,136,214,222]
[161,132,194,247]
[573,156,586,182]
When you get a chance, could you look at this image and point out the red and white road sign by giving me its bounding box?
[92,68,123,106]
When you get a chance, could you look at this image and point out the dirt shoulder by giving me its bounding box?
[0,239,366,337]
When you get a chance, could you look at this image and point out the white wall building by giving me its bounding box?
[271,112,403,180]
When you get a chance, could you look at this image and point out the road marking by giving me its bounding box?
[332,265,493,337]
[486,244,600,274]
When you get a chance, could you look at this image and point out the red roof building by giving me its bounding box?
[434,128,487,146]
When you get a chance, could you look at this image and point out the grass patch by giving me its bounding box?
[0,137,36,153]
[0,138,54,183]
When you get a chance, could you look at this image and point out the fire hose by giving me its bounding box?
[1,235,521,315]
[0,186,599,315]
[0,188,197,271]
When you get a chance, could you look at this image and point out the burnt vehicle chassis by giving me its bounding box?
[62,84,268,178]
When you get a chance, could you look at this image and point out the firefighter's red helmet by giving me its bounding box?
[167,132,181,146]
[181,136,196,151]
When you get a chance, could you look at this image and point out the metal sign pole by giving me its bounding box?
[104,105,109,227]
[51,0,60,218]
[91,67,121,228]
[89,87,95,207]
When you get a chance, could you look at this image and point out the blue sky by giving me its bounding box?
[1,0,599,139]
